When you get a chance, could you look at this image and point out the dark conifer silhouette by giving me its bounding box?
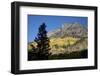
[34,23,51,60]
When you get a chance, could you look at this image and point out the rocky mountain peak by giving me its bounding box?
[48,22,87,38]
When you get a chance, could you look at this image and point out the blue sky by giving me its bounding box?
[28,15,88,42]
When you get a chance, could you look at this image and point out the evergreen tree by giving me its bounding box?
[34,23,51,60]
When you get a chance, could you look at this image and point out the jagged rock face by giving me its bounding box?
[47,22,88,55]
[48,22,87,38]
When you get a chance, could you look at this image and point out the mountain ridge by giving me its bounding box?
[47,22,87,38]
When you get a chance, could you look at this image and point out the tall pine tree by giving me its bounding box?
[34,23,51,60]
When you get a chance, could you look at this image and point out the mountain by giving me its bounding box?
[48,22,87,38]
[28,22,88,55]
